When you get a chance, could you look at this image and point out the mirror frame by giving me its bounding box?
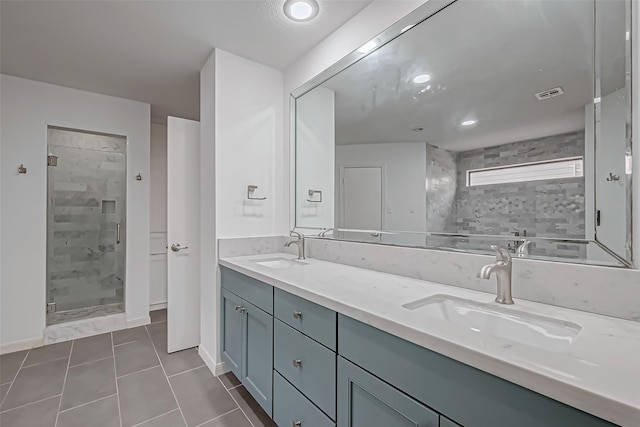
[291,0,633,268]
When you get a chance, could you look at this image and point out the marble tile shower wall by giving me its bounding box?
[445,131,586,257]
[47,128,126,314]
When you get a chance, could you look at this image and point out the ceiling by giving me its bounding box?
[0,0,371,122]
[309,0,627,151]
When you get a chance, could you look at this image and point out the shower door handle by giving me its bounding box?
[116,223,121,244]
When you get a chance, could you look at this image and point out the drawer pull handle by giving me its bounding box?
[292,359,302,368]
[293,311,302,319]
[293,422,302,427]
[235,306,246,313]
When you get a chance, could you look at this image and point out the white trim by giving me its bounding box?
[149,302,167,311]
[0,337,43,355]
[126,314,151,328]
[198,344,227,376]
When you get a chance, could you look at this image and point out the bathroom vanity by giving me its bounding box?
[219,254,640,427]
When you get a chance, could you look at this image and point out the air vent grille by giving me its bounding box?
[535,87,565,100]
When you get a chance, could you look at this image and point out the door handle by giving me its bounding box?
[293,311,302,319]
[116,223,121,244]
[292,359,302,368]
[171,243,189,252]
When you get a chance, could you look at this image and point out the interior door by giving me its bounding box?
[341,166,383,242]
[167,116,201,353]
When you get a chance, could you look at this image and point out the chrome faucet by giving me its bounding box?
[478,245,514,305]
[285,231,305,260]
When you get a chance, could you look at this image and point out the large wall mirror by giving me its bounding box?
[293,0,632,267]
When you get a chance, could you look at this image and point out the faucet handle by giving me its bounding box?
[490,245,512,263]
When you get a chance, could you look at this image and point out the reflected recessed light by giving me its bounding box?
[358,40,378,54]
[401,24,414,33]
[461,120,477,126]
[413,74,431,84]
[284,0,319,22]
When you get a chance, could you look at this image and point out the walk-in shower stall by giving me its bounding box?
[46,127,126,325]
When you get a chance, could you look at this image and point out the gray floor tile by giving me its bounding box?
[136,409,186,427]
[23,342,71,367]
[229,386,277,427]
[1,358,68,411]
[117,366,178,427]
[113,326,148,345]
[200,409,252,427]
[69,333,113,366]
[218,372,241,390]
[150,309,167,323]
[0,395,60,427]
[0,350,28,384]
[114,338,160,377]
[1,383,11,402]
[169,366,237,427]
[157,345,204,377]
[57,395,120,427]
[60,357,116,410]
[146,322,167,347]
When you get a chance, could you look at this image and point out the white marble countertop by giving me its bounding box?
[219,253,640,427]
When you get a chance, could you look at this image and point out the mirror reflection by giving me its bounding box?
[294,0,631,266]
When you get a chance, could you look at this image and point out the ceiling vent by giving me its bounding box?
[535,87,565,101]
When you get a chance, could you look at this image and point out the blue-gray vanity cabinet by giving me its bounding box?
[338,314,617,427]
[242,300,273,416]
[274,372,336,427]
[274,288,337,350]
[221,289,243,380]
[440,416,462,427]
[274,319,336,419]
[337,356,438,427]
[220,266,274,416]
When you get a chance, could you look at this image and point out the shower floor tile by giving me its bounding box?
[47,302,124,325]
[0,309,273,427]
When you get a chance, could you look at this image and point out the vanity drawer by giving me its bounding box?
[274,319,336,419]
[274,288,337,350]
[273,371,335,427]
[220,266,273,314]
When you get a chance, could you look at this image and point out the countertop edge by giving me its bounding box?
[218,256,639,427]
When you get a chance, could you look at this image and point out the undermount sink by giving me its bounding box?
[250,257,309,269]
[403,294,582,352]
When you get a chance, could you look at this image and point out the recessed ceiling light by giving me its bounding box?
[358,40,378,54]
[413,74,431,84]
[401,24,414,33]
[461,120,477,126]
[284,0,319,22]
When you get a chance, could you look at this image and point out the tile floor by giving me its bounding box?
[0,309,276,427]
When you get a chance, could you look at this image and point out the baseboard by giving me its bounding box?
[126,315,151,328]
[199,345,227,376]
[149,302,167,311]
[0,337,43,355]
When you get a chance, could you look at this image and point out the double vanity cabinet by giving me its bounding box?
[220,266,617,427]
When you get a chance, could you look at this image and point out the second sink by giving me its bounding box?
[403,294,582,352]
[251,257,310,269]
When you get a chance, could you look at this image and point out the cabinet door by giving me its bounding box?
[337,357,438,427]
[221,289,243,379]
[440,416,463,427]
[242,301,274,416]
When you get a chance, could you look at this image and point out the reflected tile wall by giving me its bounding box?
[47,128,126,314]
[425,143,457,232]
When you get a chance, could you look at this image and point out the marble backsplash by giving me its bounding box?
[219,236,640,322]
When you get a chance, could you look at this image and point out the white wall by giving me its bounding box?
[199,51,218,371]
[336,142,427,237]
[215,49,285,238]
[296,87,335,229]
[198,48,285,372]
[150,123,168,307]
[284,1,426,231]
[0,75,150,351]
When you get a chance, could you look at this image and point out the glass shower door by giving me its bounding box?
[46,127,126,325]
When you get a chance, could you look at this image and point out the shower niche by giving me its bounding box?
[46,126,127,325]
